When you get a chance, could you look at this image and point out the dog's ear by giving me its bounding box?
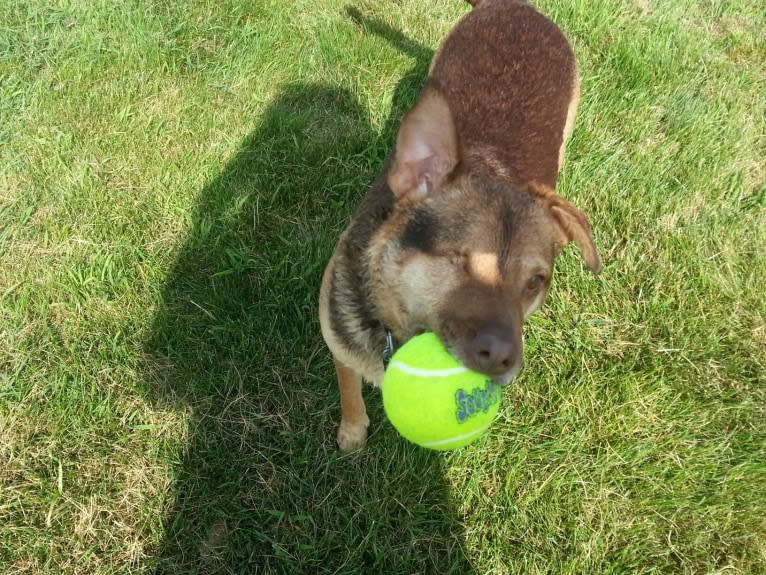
[530,183,602,274]
[550,201,602,273]
[388,85,459,201]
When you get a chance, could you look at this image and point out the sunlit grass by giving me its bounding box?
[1,0,763,573]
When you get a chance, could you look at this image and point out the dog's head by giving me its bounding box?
[373,85,600,384]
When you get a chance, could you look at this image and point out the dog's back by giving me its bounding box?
[431,0,578,188]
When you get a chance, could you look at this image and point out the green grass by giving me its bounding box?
[1,0,764,573]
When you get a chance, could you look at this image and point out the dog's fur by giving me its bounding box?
[320,0,601,450]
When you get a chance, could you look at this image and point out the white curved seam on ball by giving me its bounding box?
[388,360,469,379]
[420,425,491,448]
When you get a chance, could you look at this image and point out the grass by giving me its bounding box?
[1,0,764,573]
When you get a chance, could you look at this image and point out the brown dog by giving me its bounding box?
[320,0,601,450]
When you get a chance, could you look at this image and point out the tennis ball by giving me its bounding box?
[382,332,502,450]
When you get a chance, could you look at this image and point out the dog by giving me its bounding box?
[320,0,601,450]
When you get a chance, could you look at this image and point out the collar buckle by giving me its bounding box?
[383,329,396,367]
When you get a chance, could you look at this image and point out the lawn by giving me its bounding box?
[1,0,764,573]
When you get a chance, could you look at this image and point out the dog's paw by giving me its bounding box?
[337,415,370,451]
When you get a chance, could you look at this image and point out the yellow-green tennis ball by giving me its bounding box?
[382,332,502,450]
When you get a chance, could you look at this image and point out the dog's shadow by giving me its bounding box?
[143,10,477,574]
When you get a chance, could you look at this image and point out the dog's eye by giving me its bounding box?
[526,274,545,292]
[446,251,467,268]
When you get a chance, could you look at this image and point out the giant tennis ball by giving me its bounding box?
[382,332,502,450]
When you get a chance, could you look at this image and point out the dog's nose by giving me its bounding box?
[469,324,515,376]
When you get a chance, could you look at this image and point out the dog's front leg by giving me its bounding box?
[334,356,370,450]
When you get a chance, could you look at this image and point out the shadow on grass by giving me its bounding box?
[143,10,476,575]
